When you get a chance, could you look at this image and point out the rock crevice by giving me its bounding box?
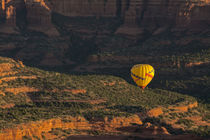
[0,0,210,34]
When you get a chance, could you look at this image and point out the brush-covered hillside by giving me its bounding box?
[0,6,209,140]
[0,56,209,140]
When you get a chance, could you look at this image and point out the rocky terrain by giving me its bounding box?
[0,0,210,35]
[0,0,209,140]
[0,56,209,140]
[0,0,209,67]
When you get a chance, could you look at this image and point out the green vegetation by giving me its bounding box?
[191,125,210,137]
[22,135,32,140]
[0,13,209,138]
[0,57,196,130]
[175,119,194,128]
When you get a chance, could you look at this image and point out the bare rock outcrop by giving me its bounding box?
[0,0,17,33]
[0,0,210,35]
[25,0,59,36]
[0,0,59,35]
[119,0,210,34]
[52,0,117,17]
[0,115,142,140]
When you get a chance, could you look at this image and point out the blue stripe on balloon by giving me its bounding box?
[131,72,145,80]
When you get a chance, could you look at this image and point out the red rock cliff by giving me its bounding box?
[52,0,117,17]
[122,0,210,31]
[0,0,210,34]
[0,0,58,35]
[25,0,51,26]
[25,0,59,36]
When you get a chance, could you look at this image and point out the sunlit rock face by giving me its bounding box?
[0,0,16,26]
[0,0,57,35]
[0,0,209,34]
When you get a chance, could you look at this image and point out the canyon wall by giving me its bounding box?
[52,0,117,17]
[25,0,52,26]
[51,0,210,26]
[25,0,59,36]
[0,0,210,35]
[120,0,210,32]
[0,0,58,35]
[0,0,16,26]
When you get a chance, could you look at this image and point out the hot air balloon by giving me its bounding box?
[131,64,155,90]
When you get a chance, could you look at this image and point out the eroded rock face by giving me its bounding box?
[25,0,59,35]
[51,0,210,29]
[120,0,210,32]
[0,115,142,140]
[52,0,117,17]
[0,0,210,34]
[5,1,16,26]
[0,0,26,26]
[0,0,58,35]
[25,0,51,26]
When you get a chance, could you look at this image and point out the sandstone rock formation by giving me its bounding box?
[120,0,210,34]
[0,0,58,35]
[0,0,17,33]
[51,0,210,29]
[0,0,210,35]
[52,0,117,17]
[25,0,59,36]
[0,115,142,140]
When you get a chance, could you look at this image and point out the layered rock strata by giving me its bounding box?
[0,0,17,33]
[0,0,58,35]
[51,0,210,27]
[0,0,209,35]
[25,0,59,36]
[52,0,117,17]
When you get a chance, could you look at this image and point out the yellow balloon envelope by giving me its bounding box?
[131,64,155,89]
